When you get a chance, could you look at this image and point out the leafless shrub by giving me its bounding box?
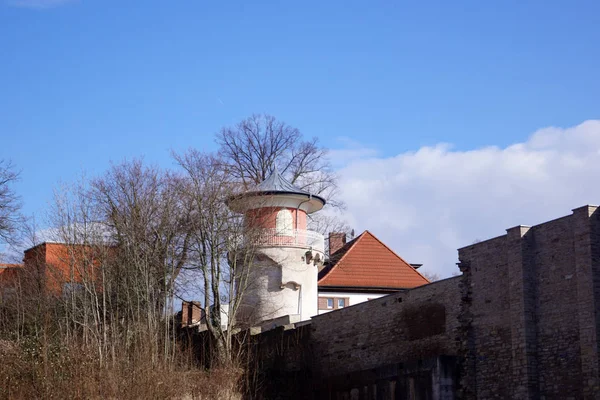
[1,114,345,396]
[0,338,243,399]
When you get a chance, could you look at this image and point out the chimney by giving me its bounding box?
[181,301,202,327]
[329,232,347,255]
[190,301,202,324]
[181,301,190,327]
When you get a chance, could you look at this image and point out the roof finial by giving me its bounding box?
[271,163,279,176]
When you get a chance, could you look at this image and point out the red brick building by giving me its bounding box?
[0,242,103,299]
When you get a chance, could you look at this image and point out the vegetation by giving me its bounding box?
[216,113,351,244]
[0,115,341,399]
[0,159,22,245]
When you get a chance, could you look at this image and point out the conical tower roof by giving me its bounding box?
[257,166,324,198]
[227,166,326,213]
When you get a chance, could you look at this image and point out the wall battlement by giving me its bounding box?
[458,205,600,399]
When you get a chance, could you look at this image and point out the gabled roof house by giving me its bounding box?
[317,230,429,313]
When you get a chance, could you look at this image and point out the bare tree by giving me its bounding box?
[216,114,343,209]
[0,160,251,398]
[90,159,192,362]
[46,177,113,363]
[0,160,23,245]
[175,150,260,366]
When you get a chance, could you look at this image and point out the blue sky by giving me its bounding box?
[2,1,600,273]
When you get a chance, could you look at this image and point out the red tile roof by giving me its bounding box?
[318,231,429,290]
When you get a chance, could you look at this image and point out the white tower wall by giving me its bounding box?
[239,245,323,324]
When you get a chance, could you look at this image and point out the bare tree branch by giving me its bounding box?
[174,150,263,366]
[216,114,347,233]
[0,159,23,245]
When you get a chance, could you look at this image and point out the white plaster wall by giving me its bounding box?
[317,291,386,315]
[239,246,322,324]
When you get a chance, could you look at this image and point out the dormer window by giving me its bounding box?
[276,209,293,235]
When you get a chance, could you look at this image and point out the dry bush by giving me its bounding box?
[0,338,243,400]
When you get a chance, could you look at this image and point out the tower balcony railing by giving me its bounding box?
[249,228,325,253]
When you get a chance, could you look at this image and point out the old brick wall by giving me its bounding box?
[458,206,600,399]
[593,207,600,394]
[247,324,314,399]
[532,215,581,398]
[242,277,461,399]
[310,277,461,386]
[189,205,600,399]
[572,206,600,399]
[457,235,512,399]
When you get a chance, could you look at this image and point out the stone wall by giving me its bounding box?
[458,205,600,399]
[189,205,600,399]
[242,277,462,399]
[310,277,461,379]
[247,323,314,399]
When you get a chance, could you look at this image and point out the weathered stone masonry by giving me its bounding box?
[311,277,461,397]
[458,205,600,399]
[246,277,462,399]
[190,206,600,399]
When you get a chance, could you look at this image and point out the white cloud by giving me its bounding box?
[336,120,600,278]
[6,0,76,9]
[328,137,379,168]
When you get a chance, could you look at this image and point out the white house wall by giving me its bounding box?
[317,291,386,315]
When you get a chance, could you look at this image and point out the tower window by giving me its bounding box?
[275,209,293,235]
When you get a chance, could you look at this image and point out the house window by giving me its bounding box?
[319,297,350,310]
[275,209,293,235]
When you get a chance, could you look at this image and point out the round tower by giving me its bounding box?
[227,167,325,324]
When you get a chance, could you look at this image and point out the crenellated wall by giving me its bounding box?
[458,205,600,399]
